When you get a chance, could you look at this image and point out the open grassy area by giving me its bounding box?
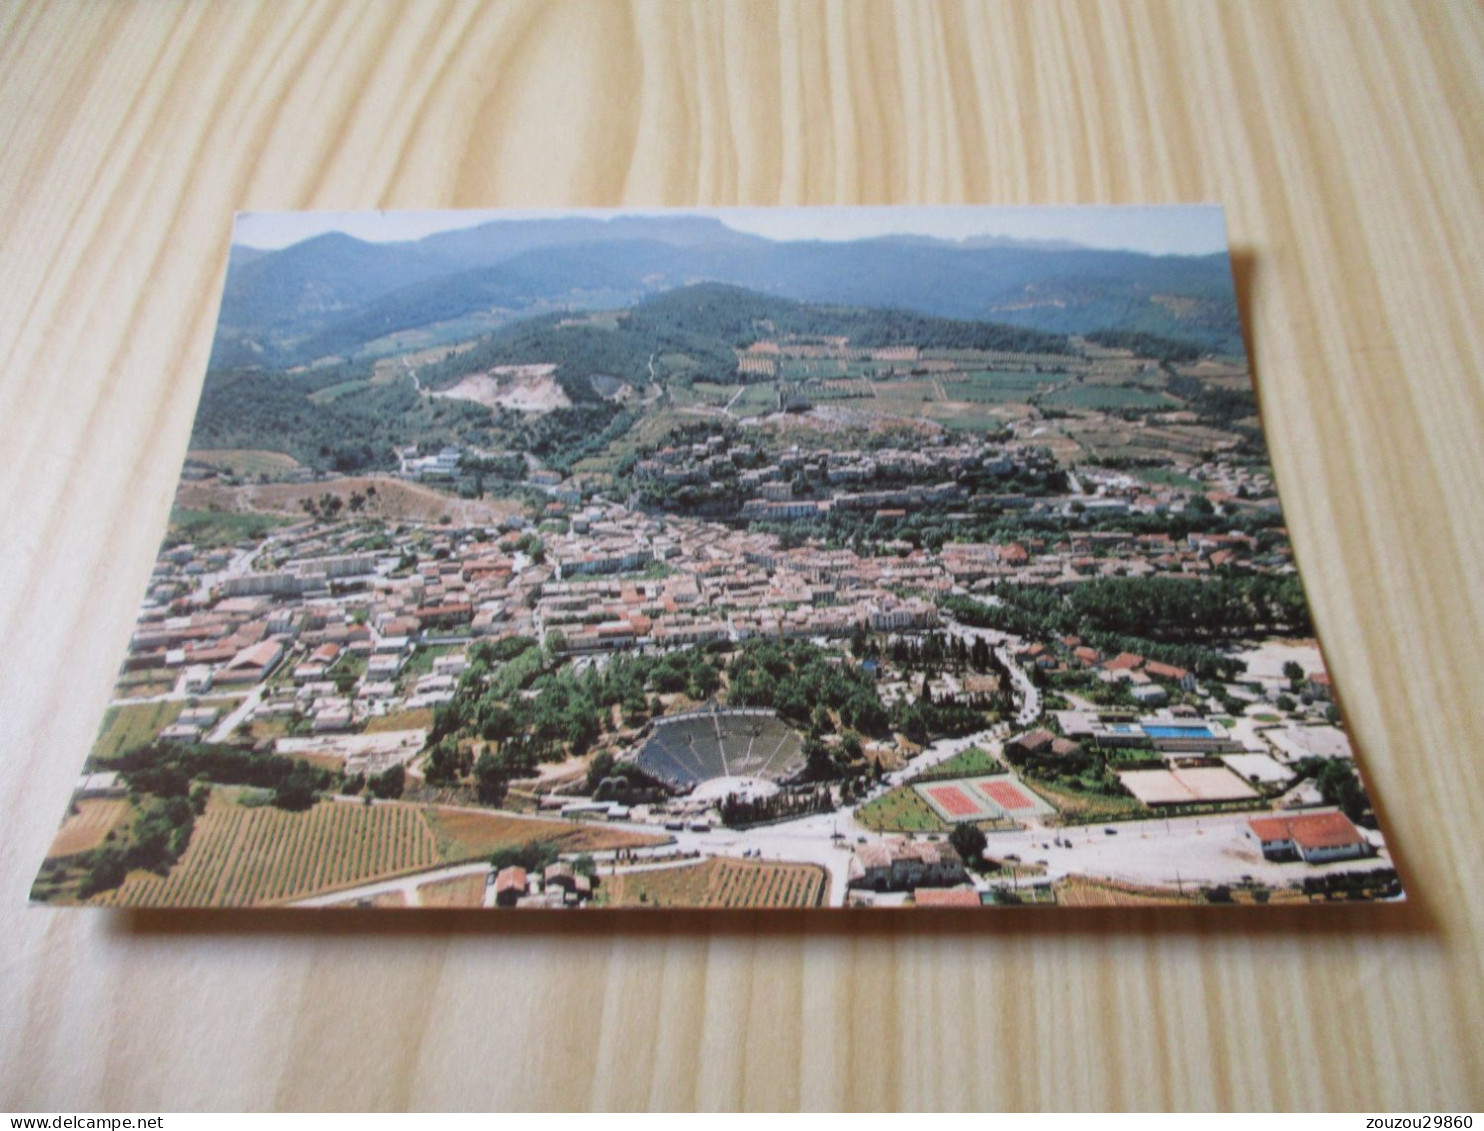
[731,383,780,416]
[1020,776,1147,824]
[423,808,667,863]
[363,707,435,734]
[45,799,132,859]
[669,381,740,408]
[167,507,293,548]
[416,872,488,908]
[307,379,372,405]
[186,449,303,478]
[948,370,1075,402]
[1044,384,1177,411]
[92,701,189,760]
[855,784,951,833]
[917,745,1002,781]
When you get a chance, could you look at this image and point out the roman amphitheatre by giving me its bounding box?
[629,708,805,798]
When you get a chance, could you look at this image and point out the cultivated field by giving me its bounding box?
[45,799,131,858]
[1054,876,1202,907]
[855,784,951,833]
[603,857,828,908]
[416,872,488,908]
[97,796,442,908]
[423,807,668,861]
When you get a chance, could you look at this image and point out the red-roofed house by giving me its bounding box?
[1103,652,1144,674]
[494,866,527,907]
[215,640,284,685]
[913,889,982,908]
[1248,811,1370,864]
[1145,660,1197,691]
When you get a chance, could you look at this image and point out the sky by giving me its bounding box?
[232,204,1229,258]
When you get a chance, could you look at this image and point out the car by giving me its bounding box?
[1104,827,1118,835]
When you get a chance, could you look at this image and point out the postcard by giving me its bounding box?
[31,206,1401,910]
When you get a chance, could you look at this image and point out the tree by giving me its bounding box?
[586,751,616,794]
[79,846,130,899]
[423,738,463,787]
[489,840,559,872]
[272,763,321,811]
[949,823,988,869]
[474,749,509,806]
[1282,661,1305,683]
[368,763,405,799]
[803,735,834,781]
[809,703,833,737]
[1314,759,1369,824]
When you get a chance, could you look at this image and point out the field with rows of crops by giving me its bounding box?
[98,796,441,908]
[602,857,827,909]
[91,794,672,908]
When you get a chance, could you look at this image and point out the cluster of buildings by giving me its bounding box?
[491,861,595,908]
[538,511,946,652]
[634,434,1056,522]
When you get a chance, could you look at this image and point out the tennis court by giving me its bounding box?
[915,774,1054,823]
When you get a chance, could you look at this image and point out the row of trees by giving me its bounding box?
[719,786,834,829]
[943,586,1253,681]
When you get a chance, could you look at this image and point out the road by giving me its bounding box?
[292,861,490,908]
[976,810,1391,890]
[940,619,1043,727]
[207,685,265,742]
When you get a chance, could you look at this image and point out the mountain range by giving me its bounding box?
[212,214,1243,369]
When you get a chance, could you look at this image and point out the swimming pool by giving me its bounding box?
[1143,724,1215,740]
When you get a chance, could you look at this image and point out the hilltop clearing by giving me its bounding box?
[174,475,523,526]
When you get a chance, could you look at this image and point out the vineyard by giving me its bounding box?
[1053,876,1197,907]
[98,797,440,908]
[77,792,672,908]
[604,857,827,909]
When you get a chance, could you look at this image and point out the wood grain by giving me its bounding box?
[1,0,1481,1111]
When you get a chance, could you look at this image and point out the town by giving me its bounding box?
[36,424,1396,909]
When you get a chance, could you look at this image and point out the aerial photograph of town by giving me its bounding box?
[31,205,1401,910]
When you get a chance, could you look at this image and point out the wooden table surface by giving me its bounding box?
[2,0,1481,1112]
